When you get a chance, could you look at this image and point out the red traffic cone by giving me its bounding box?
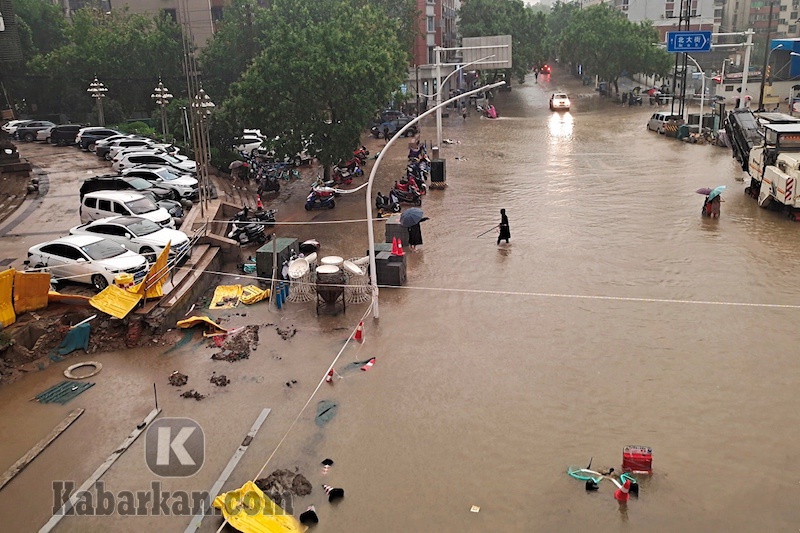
[354,321,364,343]
[325,369,334,383]
[299,505,319,525]
[256,195,263,209]
[614,479,631,503]
[396,240,405,256]
[360,357,375,371]
[391,237,399,255]
[323,484,345,502]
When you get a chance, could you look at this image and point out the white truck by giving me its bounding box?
[746,122,800,219]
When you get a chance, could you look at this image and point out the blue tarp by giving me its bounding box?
[56,323,91,356]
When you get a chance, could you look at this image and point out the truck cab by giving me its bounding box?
[747,123,800,211]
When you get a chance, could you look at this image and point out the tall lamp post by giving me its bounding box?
[151,79,173,139]
[191,87,214,216]
[366,81,506,319]
[87,75,108,126]
[686,55,706,134]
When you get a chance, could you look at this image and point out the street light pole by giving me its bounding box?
[366,80,506,319]
[686,54,705,135]
[151,79,173,139]
[87,75,108,127]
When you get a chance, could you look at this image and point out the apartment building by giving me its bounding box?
[409,0,461,113]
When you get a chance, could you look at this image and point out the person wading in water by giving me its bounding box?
[497,209,510,245]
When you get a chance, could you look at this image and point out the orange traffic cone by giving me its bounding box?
[325,369,334,383]
[256,195,263,209]
[354,321,364,343]
[360,357,375,371]
[391,237,399,255]
[614,479,631,503]
[396,240,405,256]
[323,484,345,502]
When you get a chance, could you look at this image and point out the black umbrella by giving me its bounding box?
[399,207,424,227]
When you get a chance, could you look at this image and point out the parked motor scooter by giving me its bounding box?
[390,184,422,206]
[228,219,268,246]
[353,145,370,165]
[375,191,401,214]
[305,188,336,210]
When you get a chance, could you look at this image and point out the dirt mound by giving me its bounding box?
[169,371,188,387]
[180,390,205,400]
[255,469,313,497]
[210,373,230,387]
[211,325,259,362]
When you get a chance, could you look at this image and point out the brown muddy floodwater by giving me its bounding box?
[2,71,800,532]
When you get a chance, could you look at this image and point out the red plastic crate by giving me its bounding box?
[622,445,652,474]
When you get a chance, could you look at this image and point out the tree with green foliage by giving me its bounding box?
[12,0,68,59]
[199,0,271,101]
[558,4,670,94]
[458,0,548,83]
[219,0,408,176]
[546,0,579,55]
[365,0,419,60]
[25,8,184,118]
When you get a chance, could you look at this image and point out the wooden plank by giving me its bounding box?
[0,408,84,492]
[184,408,272,533]
[38,407,161,533]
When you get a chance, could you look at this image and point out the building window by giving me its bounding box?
[427,0,435,3]
[792,11,798,18]
[211,7,224,21]
[781,4,787,10]
[791,24,797,32]
[691,8,697,16]
[666,10,673,17]
[427,16,435,33]
[162,8,177,22]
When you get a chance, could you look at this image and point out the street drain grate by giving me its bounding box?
[0,258,15,267]
[35,381,95,404]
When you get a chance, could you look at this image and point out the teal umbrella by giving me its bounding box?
[708,185,726,201]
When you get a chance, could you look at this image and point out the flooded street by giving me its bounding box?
[2,69,800,532]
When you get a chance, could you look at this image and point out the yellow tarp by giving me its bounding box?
[130,242,171,299]
[241,285,269,305]
[13,271,51,314]
[210,284,243,309]
[212,481,307,533]
[176,316,228,337]
[89,284,143,319]
[0,269,15,327]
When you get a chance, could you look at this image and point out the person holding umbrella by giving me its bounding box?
[400,207,429,252]
[697,186,725,218]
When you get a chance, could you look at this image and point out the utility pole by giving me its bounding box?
[757,1,776,110]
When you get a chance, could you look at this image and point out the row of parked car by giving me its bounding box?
[2,120,201,291]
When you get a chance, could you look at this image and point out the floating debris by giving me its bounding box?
[169,371,188,387]
[276,326,297,340]
[180,390,205,401]
[210,374,230,387]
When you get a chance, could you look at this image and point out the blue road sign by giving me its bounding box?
[666,31,712,53]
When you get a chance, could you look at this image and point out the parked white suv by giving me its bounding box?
[112,151,196,173]
[80,190,175,228]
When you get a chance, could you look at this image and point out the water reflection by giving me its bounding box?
[548,111,573,140]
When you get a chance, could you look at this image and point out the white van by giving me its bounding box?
[647,112,683,134]
[80,191,174,228]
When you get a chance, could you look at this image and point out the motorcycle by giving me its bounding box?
[305,188,336,210]
[332,164,355,185]
[228,220,268,246]
[353,145,370,165]
[227,206,275,245]
[257,174,281,195]
[390,184,422,207]
[341,157,364,176]
[375,191,401,214]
